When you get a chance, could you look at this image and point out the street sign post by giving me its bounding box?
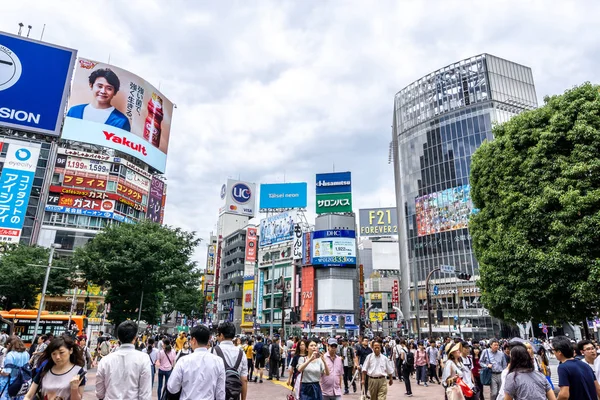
[440,265,456,273]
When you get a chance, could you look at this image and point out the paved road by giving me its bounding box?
[82,369,493,399]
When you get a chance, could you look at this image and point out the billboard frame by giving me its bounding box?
[0,31,77,136]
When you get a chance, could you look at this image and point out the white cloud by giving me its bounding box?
[2,0,599,263]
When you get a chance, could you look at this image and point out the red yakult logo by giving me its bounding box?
[103,131,147,156]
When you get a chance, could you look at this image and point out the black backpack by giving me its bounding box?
[1,362,33,397]
[404,349,415,370]
[212,346,244,400]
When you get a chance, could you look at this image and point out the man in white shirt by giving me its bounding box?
[362,341,394,400]
[96,321,152,400]
[168,325,226,400]
[213,322,248,400]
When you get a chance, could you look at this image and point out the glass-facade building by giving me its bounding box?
[392,54,537,339]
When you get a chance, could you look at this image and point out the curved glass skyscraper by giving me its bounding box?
[392,54,537,339]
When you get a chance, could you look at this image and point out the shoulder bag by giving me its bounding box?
[479,349,492,386]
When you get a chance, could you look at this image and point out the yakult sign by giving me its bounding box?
[220,179,256,217]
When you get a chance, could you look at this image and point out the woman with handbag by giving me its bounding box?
[442,342,475,400]
[296,340,330,400]
[156,339,176,400]
[24,336,86,400]
[502,345,556,400]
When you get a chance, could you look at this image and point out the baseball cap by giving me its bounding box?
[328,338,339,346]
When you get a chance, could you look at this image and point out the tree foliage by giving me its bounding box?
[0,245,73,310]
[73,220,201,328]
[470,83,600,324]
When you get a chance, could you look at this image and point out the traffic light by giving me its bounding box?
[456,273,471,281]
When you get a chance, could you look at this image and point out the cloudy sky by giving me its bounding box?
[2,0,599,262]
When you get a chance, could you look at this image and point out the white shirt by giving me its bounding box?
[96,343,152,400]
[168,347,226,400]
[342,347,349,367]
[83,105,115,124]
[594,356,600,382]
[362,353,394,378]
[212,340,248,377]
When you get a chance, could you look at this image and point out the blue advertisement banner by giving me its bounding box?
[45,205,114,219]
[312,230,356,267]
[0,143,41,243]
[257,270,264,319]
[0,32,76,136]
[316,314,355,325]
[315,171,351,195]
[259,182,307,209]
[259,211,296,247]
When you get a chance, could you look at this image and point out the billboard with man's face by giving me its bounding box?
[61,58,174,172]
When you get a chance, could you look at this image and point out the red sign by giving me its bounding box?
[58,195,115,212]
[301,266,315,323]
[245,227,257,263]
[63,174,107,190]
[49,185,109,199]
[117,183,143,202]
[392,280,399,307]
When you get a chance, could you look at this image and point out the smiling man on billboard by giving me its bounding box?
[66,68,131,131]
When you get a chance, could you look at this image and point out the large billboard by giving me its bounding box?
[259,211,296,247]
[315,172,352,214]
[61,58,174,172]
[359,207,398,236]
[146,177,165,223]
[259,182,307,209]
[0,143,41,243]
[0,32,76,136]
[241,280,255,327]
[220,179,256,217]
[311,230,356,267]
[415,184,476,236]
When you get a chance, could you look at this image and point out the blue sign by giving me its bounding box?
[259,182,308,209]
[0,32,76,136]
[232,183,252,204]
[45,205,114,219]
[312,230,356,267]
[0,143,41,243]
[315,172,351,195]
[433,285,439,296]
[454,315,459,321]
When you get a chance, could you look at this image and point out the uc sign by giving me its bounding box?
[232,183,251,203]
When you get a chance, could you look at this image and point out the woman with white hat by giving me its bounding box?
[441,342,475,399]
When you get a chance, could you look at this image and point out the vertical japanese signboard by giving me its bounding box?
[0,143,40,243]
[302,232,311,265]
[392,280,400,307]
[146,177,164,222]
[244,227,257,273]
[301,266,315,324]
[292,224,303,260]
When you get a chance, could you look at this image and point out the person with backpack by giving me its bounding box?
[253,336,268,383]
[0,336,31,400]
[24,335,86,400]
[211,322,247,400]
[399,339,414,397]
[268,336,282,381]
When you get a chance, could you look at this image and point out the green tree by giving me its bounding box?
[470,83,600,324]
[0,244,73,310]
[73,220,201,328]
[164,284,205,320]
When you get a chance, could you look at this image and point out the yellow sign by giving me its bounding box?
[370,293,382,300]
[241,280,254,328]
[369,311,386,322]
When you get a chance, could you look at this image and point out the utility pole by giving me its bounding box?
[269,260,275,338]
[32,244,62,338]
[281,276,285,337]
[426,268,441,340]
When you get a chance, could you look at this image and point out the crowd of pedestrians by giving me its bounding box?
[4,324,600,399]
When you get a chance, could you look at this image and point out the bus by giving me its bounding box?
[0,309,87,345]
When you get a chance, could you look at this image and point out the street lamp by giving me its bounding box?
[32,243,62,338]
